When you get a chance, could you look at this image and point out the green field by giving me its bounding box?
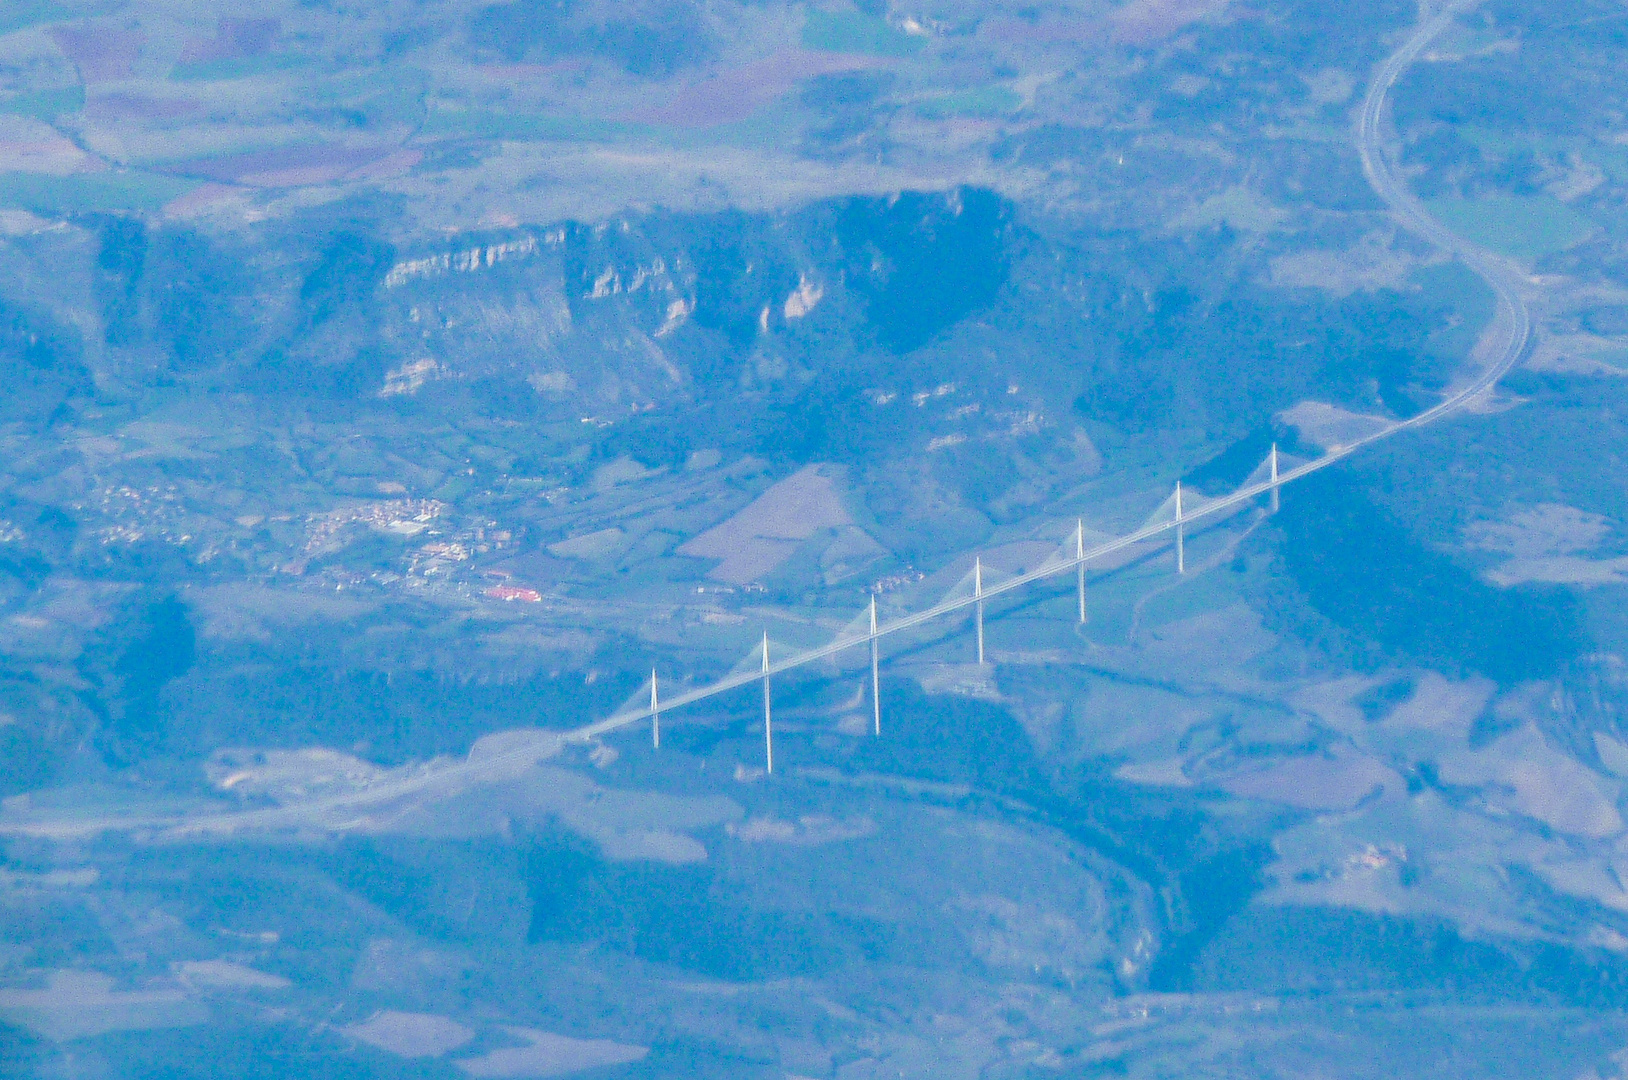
[419,109,648,143]
[0,86,83,120]
[917,86,1022,119]
[1410,260,1497,360]
[0,171,198,214]
[1586,143,1628,184]
[1458,126,1628,185]
[1424,195,1597,260]
[0,0,68,36]
[802,11,924,57]
[169,54,310,82]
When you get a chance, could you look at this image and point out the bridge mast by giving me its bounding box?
[1270,442,1280,514]
[1076,519,1087,624]
[974,556,985,665]
[1175,481,1185,575]
[650,668,659,749]
[762,632,772,774]
[869,594,880,736]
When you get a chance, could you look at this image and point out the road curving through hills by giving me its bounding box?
[0,1,1534,840]
[567,0,1534,743]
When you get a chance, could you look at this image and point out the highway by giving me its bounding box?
[568,0,1532,747]
[0,0,1528,840]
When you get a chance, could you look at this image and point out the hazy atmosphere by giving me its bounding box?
[4,0,1628,1076]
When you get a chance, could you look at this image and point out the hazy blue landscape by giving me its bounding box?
[5,0,1628,1076]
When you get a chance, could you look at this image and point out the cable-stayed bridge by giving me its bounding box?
[569,0,1532,771]
[570,386,1508,772]
[0,0,1530,840]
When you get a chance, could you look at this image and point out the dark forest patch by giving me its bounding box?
[520,826,924,980]
[1270,469,1584,681]
[831,187,1012,354]
[467,0,716,77]
[1186,903,1628,1004]
[83,591,197,764]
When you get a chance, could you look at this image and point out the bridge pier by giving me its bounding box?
[975,556,985,665]
[1270,442,1280,514]
[762,632,773,774]
[1175,481,1185,575]
[869,594,880,736]
[1076,520,1087,624]
[650,669,659,749]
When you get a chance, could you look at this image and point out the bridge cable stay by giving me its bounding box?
[562,418,1511,760]
[603,673,665,751]
[733,632,795,771]
[818,597,896,738]
[0,1,1541,830]
[576,458,1301,751]
[933,555,1015,667]
[150,9,1558,805]
[1233,444,1305,516]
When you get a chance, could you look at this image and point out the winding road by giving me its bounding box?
[569,0,1533,744]
[0,1,1532,840]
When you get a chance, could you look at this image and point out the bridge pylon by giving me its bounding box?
[974,556,986,665]
[1076,519,1087,624]
[761,632,772,774]
[1270,442,1280,513]
[869,594,881,736]
[650,668,659,749]
[1175,481,1185,574]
